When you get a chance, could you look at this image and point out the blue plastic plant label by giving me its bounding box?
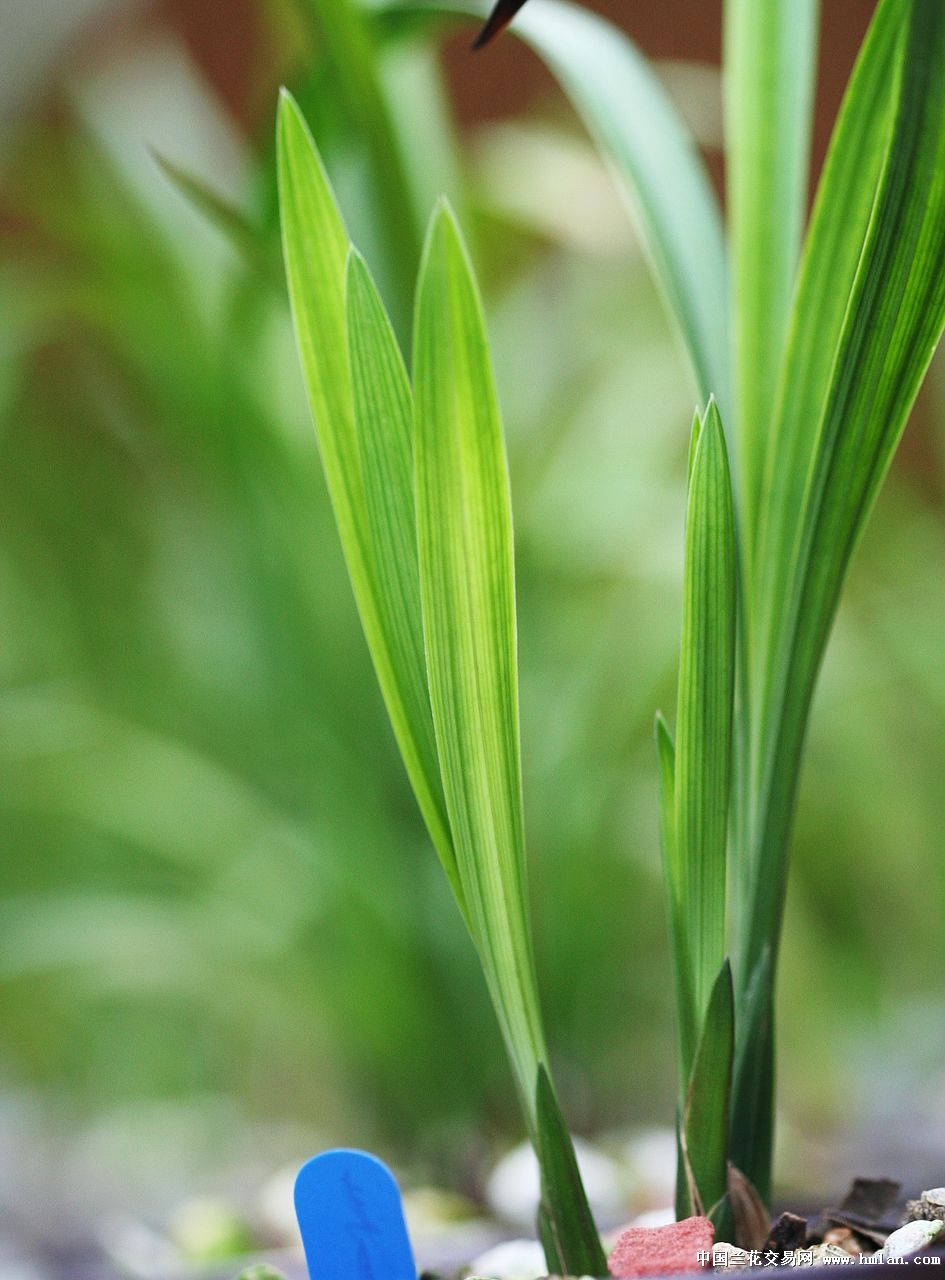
[294,1149,416,1280]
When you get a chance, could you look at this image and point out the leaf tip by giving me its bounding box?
[428,194,460,242]
[472,0,529,49]
[419,196,470,299]
[276,86,301,136]
[344,243,368,287]
[702,394,724,439]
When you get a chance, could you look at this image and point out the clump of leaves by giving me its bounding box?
[278,0,945,1265]
[278,93,604,1275]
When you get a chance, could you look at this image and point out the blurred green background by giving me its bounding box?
[2,0,944,1267]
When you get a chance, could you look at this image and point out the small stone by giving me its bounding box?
[486,1139,629,1230]
[905,1189,945,1223]
[823,1228,863,1256]
[608,1215,714,1277]
[465,1237,547,1280]
[882,1219,944,1259]
[167,1197,252,1262]
[766,1213,808,1258]
[629,1207,676,1230]
[809,1243,856,1265]
[711,1242,751,1270]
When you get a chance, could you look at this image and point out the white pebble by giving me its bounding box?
[883,1219,944,1259]
[485,1138,628,1228]
[466,1237,547,1279]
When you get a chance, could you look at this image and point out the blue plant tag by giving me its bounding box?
[294,1149,416,1280]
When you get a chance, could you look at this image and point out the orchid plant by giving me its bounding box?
[278,0,945,1269]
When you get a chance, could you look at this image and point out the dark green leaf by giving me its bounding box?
[729,948,774,1203]
[741,12,945,1180]
[655,711,696,1093]
[681,959,735,1226]
[535,1065,607,1277]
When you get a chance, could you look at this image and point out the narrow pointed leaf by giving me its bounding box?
[686,407,703,486]
[729,948,774,1190]
[654,711,676,878]
[473,0,528,48]
[655,711,696,1092]
[674,400,736,1026]
[734,0,913,1199]
[303,0,424,332]
[535,1066,607,1277]
[511,1,730,409]
[413,198,545,1109]
[414,201,602,1269]
[344,248,463,898]
[748,0,945,993]
[753,0,905,668]
[154,151,283,289]
[681,959,735,1229]
[277,92,460,905]
[386,0,729,410]
[725,0,819,555]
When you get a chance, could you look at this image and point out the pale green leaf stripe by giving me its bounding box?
[674,400,735,1026]
[725,0,819,562]
[276,92,460,906]
[413,199,546,1113]
[749,0,945,969]
[387,0,729,411]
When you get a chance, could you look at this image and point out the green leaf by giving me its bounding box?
[752,0,905,673]
[674,399,736,1033]
[277,92,460,907]
[413,197,545,1108]
[414,200,602,1269]
[724,0,819,558]
[728,948,773,1191]
[751,0,945,986]
[654,711,676,880]
[681,959,735,1228]
[655,711,696,1095]
[733,0,906,1198]
[153,152,283,290]
[299,0,425,333]
[738,0,945,1198]
[383,0,729,410]
[535,1066,607,1278]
